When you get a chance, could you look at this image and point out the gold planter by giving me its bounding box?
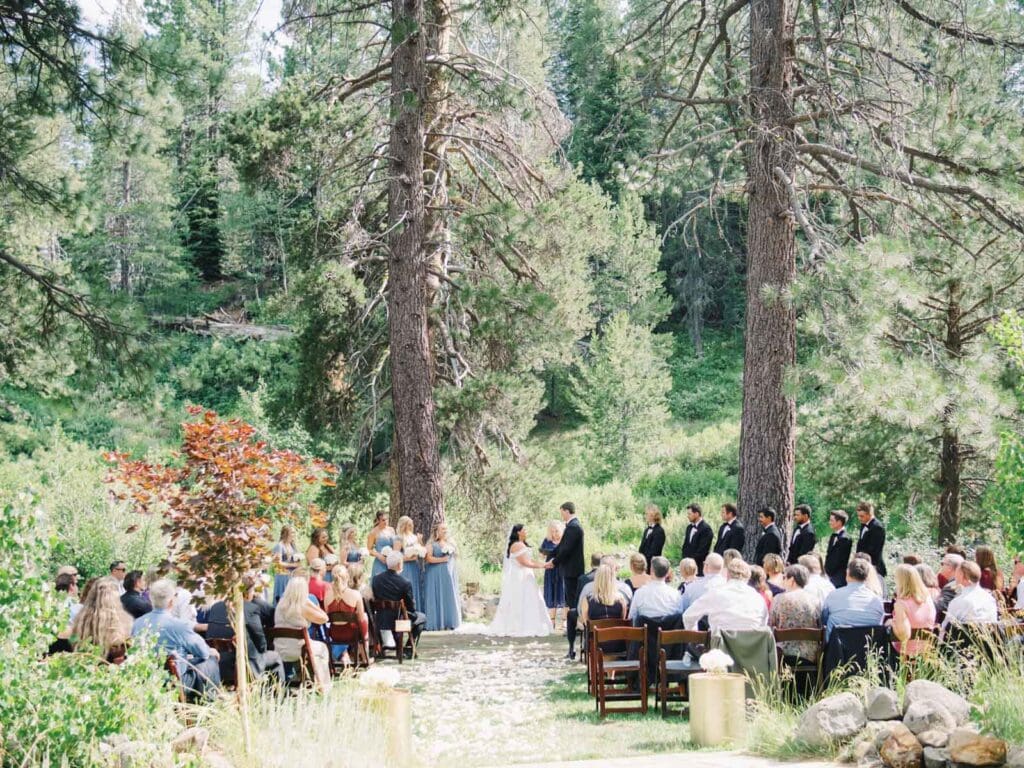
[688,672,747,747]
[359,688,412,767]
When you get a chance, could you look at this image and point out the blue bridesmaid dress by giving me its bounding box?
[424,543,461,631]
[371,534,394,579]
[400,536,424,611]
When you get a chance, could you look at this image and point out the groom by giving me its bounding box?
[551,501,584,659]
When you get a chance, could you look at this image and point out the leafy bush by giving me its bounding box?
[667,329,744,422]
[0,497,177,767]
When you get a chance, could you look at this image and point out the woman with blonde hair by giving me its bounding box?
[762,553,786,596]
[274,575,331,690]
[580,564,628,655]
[396,515,425,610]
[891,564,936,657]
[70,577,133,663]
[324,564,369,665]
[540,520,566,626]
[339,523,363,564]
[424,523,461,631]
[625,553,652,592]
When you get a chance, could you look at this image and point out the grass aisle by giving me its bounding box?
[399,630,694,767]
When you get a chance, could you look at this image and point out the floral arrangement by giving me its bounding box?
[404,541,427,558]
[359,666,401,690]
[698,649,734,675]
[440,543,456,556]
[359,547,370,558]
[323,553,339,566]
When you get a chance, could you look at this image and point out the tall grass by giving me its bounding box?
[205,681,389,768]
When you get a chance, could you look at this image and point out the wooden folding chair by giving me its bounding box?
[657,629,707,717]
[369,599,415,663]
[328,610,370,673]
[165,655,188,704]
[773,627,824,694]
[205,636,236,688]
[270,626,317,688]
[593,626,647,718]
[585,618,631,695]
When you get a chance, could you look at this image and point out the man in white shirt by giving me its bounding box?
[798,554,836,606]
[629,557,683,621]
[942,561,998,632]
[679,552,726,613]
[683,559,768,631]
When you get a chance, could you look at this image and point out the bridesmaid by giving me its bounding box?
[424,523,461,631]
[339,524,363,565]
[271,525,301,603]
[367,512,396,580]
[540,520,565,628]
[396,516,425,611]
[306,527,336,582]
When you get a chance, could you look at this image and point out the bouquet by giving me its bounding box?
[359,547,370,559]
[440,543,456,556]
[405,543,427,558]
[698,649,734,675]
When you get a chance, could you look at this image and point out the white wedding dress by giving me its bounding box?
[487,546,554,637]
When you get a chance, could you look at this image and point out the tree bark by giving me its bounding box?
[388,0,445,537]
[937,280,963,543]
[737,0,797,559]
[118,159,132,293]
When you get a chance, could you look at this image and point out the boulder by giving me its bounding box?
[171,727,210,756]
[903,681,971,725]
[1006,747,1024,768]
[904,701,958,736]
[923,747,950,768]
[947,728,1007,766]
[868,688,903,721]
[114,741,149,768]
[872,722,912,750]
[918,730,951,748]
[881,724,924,768]
[797,692,868,748]
[855,739,881,763]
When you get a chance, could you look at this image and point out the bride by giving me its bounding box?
[487,524,554,637]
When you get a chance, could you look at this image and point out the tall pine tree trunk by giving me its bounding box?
[118,160,132,292]
[737,0,797,558]
[388,0,445,536]
[938,280,963,543]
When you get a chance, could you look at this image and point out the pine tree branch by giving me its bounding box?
[893,0,1024,51]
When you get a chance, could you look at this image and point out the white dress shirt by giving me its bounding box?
[628,580,683,621]
[683,579,768,631]
[805,574,836,606]
[942,585,998,627]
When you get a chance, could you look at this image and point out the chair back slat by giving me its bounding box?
[658,629,708,647]
[773,627,824,643]
[593,626,646,644]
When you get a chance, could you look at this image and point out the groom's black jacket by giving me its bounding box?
[553,518,585,578]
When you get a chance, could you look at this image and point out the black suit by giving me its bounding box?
[206,599,284,684]
[371,569,427,643]
[714,520,746,555]
[856,518,887,577]
[787,522,817,565]
[681,519,714,575]
[639,524,665,570]
[754,523,783,566]
[121,590,152,619]
[825,530,852,587]
[553,517,585,610]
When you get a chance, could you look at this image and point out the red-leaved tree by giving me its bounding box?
[106,407,336,736]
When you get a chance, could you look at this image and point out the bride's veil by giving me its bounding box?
[498,526,517,592]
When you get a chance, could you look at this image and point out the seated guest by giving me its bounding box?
[307,558,329,606]
[680,552,726,613]
[206,575,285,685]
[371,551,427,649]
[1011,556,1024,609]
[625,553,652,593]
[821,559,884,640]
[677,558,698,595]
[70,576,133,662]
[915,563,942,602]
[722,549,743,568]
[324,563,369,664]
[799,554,836,606]
[852,552,884,597]
[936,554,963,613]
[902,554,923,566]
[564,552,603,659]
[274,575,331,689]
[121,570,152,619]
[942,561,998,631]
[769,564,822,662]
[748,565,773,611]
[151,560,199,626]
[974,546,1004,592]
[580,564,629,624]
[348,561,373,602]
[578,556,632,609]
[763,554,786,596]
[891,564,937,657]
[683,558,767,631]
[133,579,220,699]
[56,571,82,624]
[629,557,683,622]
[940,545,967,587]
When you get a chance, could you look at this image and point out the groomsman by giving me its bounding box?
[681,503,714,576]
[855,501,887,578]
[824,510,853,587]
[638,504,666,571]
[714,503,746,555]
[753,507,783,567]
[786,504,817,565]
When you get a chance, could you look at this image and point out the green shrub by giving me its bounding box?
[0,497,177,767]
[667,329,744,422]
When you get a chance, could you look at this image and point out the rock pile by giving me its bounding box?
[794,680,1018,768]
